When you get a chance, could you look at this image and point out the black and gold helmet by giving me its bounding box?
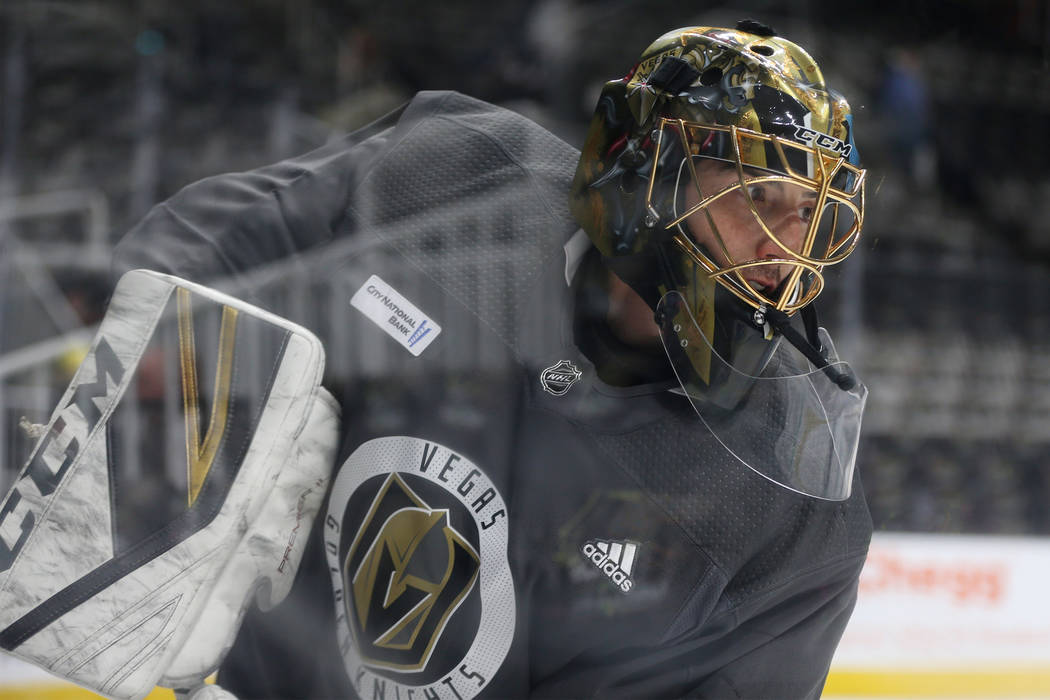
[571,22,864,316]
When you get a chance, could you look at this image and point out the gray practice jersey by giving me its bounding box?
[113,91,872,699]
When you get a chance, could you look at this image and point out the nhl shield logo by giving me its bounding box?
[540,360,582,396]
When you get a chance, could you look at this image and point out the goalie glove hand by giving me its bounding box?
[0,270,340,700]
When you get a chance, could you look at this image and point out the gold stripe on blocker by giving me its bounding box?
[176,288,239,506]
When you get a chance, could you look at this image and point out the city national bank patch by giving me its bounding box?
[350,275,441,356]
[325,437,514,699]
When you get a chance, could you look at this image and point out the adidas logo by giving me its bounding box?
[580,539,638,594]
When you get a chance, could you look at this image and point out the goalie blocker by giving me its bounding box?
[0,270,340,699]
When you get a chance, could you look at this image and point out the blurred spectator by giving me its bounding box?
[878,47,936,191]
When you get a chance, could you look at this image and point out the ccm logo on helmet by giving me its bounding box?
[792,126,853,158]
[0,337,124,572]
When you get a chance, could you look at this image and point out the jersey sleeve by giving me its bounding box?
[111,104,406,285]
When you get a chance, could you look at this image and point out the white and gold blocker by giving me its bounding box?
[0,270,340,700]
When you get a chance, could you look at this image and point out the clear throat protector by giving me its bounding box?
[657,289,866,500]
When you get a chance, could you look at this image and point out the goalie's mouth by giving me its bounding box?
[742,270,782,293]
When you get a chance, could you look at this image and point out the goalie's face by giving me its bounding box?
[681,160,816,297]
[653,117,865,316]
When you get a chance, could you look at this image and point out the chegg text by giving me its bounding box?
[859,550,1004,605]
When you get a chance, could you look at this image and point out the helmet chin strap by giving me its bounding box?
[761,304,858,391]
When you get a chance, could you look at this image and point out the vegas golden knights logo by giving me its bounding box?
[345,473,481,672]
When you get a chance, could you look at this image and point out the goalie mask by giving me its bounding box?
[569,23,867,500]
